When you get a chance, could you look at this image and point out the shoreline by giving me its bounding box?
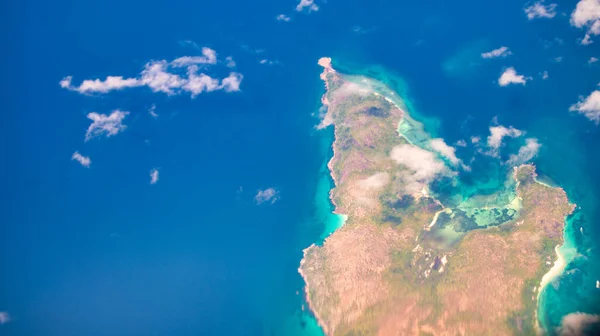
[517,164,577,334]
[317,57,341,212]
[297,57,342,336]
[535,244,567,335]
[539,245,567,295]
[298,244,329,336]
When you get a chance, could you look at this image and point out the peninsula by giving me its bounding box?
[299,58,574,335]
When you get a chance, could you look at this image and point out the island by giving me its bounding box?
[299,58,574,335]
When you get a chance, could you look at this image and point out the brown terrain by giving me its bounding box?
[299,58,574,336]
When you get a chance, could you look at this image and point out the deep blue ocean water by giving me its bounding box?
[1,0,599,335]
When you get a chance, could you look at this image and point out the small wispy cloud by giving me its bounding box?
[558,312,600,336]
[179,40,201,50]
[571,0,600,45]
[429,138,461,166]
[255,188,280,205]
[225,56,236,68]
[481,46,512,59]
[0,311,10,325]
[498,67,530,86]
[524,1,558,20]
[170,47,217,67]
[580,34,594,45]
[589,57,599,64]
[507,138,541,166]
[148,104,158,118]
[72,151,91,167]
[85,110,129,141]
[541,70,549,79]
[358,172,390,190]
[570,90,600,124]
[296,0,319,12]
[240,44,266,55]
[487,125,523,153]
[259,59,280,66]
[150,168,159,185]
[276,14,291,22]
[351,25,376,35]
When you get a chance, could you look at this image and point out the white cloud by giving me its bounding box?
[470,136,481,144]
[481,46,512,59]
[455,139,467,147]
[359,172,390,189]
[0,311,10,325]
[487,125,523,151]
[72,151,91,167]
[430,138,461,165]
[60,75,141,94]
[570,90,600,124]
[296,0,319,12]
[542,71,549,79]
[220,72,243,92]
[589,57,599,64]
[498,67,529,86]
[391,144,449,181]
[525,1,558,19]
[140,60,187,95]
[241,44,266,55]
[255,188,280,204]
[553,37,564,45]
[276,14,291,21]
[85,110,129,141]
[390,144,453,194]
[581,33,594,45]
[170,47,217,67]
[179,40,201,50]
[571,0,600,41]
[149,104,158,118]
[541,37,564,49]
[507,138,541,166]
[150,168,159,185]
[59,76,73,88]
[225,56,236,68]
[557,312,600,336]
[183,65,220,97]
[554,56,563,63]
[352,25,376,35]
[259,59,281,66]
[61,48,243,97]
